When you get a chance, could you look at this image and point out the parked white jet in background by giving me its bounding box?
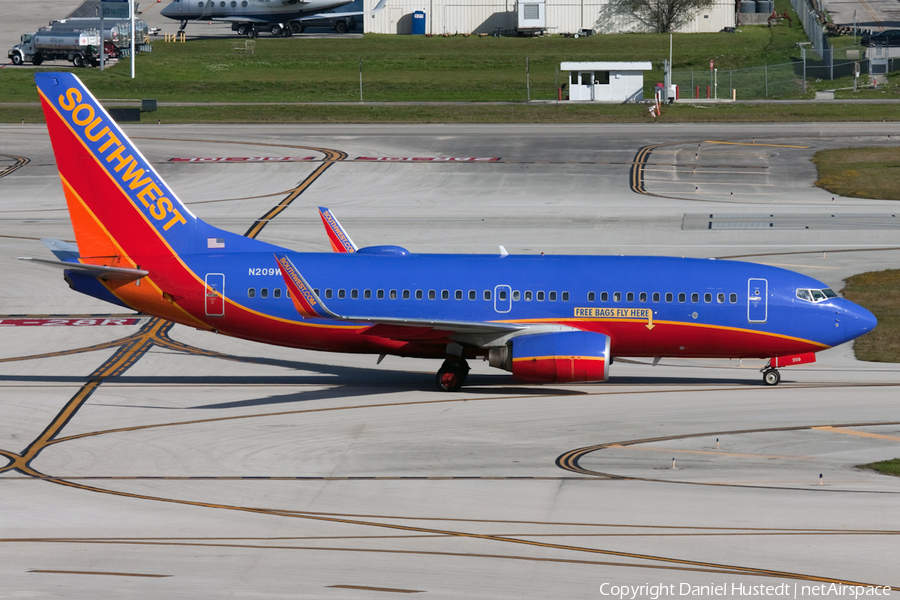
[160,0,386,36]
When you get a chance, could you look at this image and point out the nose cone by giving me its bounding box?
[839,300,877,343]
[160,1,179,18]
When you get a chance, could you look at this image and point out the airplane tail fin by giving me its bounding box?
[36,72,202,265]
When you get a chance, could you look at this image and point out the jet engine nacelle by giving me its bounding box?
[489,330,611,383]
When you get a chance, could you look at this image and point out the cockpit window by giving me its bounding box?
[797,288,836,303]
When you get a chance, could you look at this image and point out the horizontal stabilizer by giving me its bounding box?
[17,257,148,281]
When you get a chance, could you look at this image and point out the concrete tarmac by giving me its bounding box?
[2,123,900,598]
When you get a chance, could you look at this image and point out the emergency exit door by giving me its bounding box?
[205,273,225,317]
[747,278,767,323]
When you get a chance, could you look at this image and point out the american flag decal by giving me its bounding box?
[207,238,225,249]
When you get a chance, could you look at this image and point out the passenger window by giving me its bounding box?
[513,291,520,301]
[314,289,319,296]
[286,290,291,299]
[639,292,647,302]
[469,290,476,300]
[691,293,699,303]
[626,292,634,302]
[588,292,595,302]
[499,289,508,301]
[704,293,712,303]
[666,292,673,302]
[325,289,333,299]
[390,289,397,299]
[678,293,686,303]
[613,292,621,302]
[402,290,410,299]
[525,291,532,301]
[377,289,385,299]
[416,290,423,300]
[652,292,660,302]
[546,291,554,301]
[261,288,268,298]
[248,288,255,298]
[484,290,492,301]
[351,289,359,299]
[729,293,737,303]
[338,289,345,299]
[455,290,463,300]
[717,293,725,303]
[274,288,282,299]
[364,289,372,299]
[601,292,608,302]
[428,290,436,300]
[537,291,545,301]
[441,290,449,300]
[562,291,569,301]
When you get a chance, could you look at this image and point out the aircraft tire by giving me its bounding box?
[32,53,43,66]
[290,22,303,33]
[12,52,23,65]
[763,369,781,386]
[281,27,292,37]
[270,24,282,35]
[436,366,463,392]
[247,28,257,38]
[236,25,247,35]
[334,20,349,34]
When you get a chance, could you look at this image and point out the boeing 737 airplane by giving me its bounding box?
[160,0,386,36]
[25,72,877,391]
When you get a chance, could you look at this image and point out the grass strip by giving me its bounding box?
[859,458,900,477]
[814,147,900,201]
[841,269,900,363]
[7,102,900,124]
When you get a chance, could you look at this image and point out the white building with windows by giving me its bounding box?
[561,61,652,102]
[364,0,734,35]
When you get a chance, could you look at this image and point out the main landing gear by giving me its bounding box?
[761,361,781,386]
[436,358,470,392]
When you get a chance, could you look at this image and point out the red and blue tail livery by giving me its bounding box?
[25,72,877,391]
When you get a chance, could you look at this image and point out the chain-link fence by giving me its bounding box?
[670,53,898,99]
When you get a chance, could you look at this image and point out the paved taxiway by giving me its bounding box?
[2,123,900,598]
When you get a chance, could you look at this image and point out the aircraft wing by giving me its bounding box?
[296,0,387,21]
[274,253,524,342]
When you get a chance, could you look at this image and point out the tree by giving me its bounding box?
[613,0,716,33]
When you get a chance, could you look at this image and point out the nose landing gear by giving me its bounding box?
[762,367,781,386]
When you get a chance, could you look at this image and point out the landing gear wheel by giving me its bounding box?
[763,369,781,386]
[290,22,304,33]
[435,358,469,392]
[281,26,292,37]
[247,27,257,38]
[334,19,349,34]
[270,24,282,35]
[236,25,247,35]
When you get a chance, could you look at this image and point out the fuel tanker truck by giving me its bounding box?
[9,27,101,67]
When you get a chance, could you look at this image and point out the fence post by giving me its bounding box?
[765,63,768,97]
[691,69,694,98]
[802,46,806,94]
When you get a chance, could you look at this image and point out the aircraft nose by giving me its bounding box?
[160,1,178,17]
[840,301,877,341]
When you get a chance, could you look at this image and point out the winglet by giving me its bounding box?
[275,253,339,319]
[318,207,358,253]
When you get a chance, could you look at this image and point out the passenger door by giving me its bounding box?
[205,273,225,317]
[747,278,767,323]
